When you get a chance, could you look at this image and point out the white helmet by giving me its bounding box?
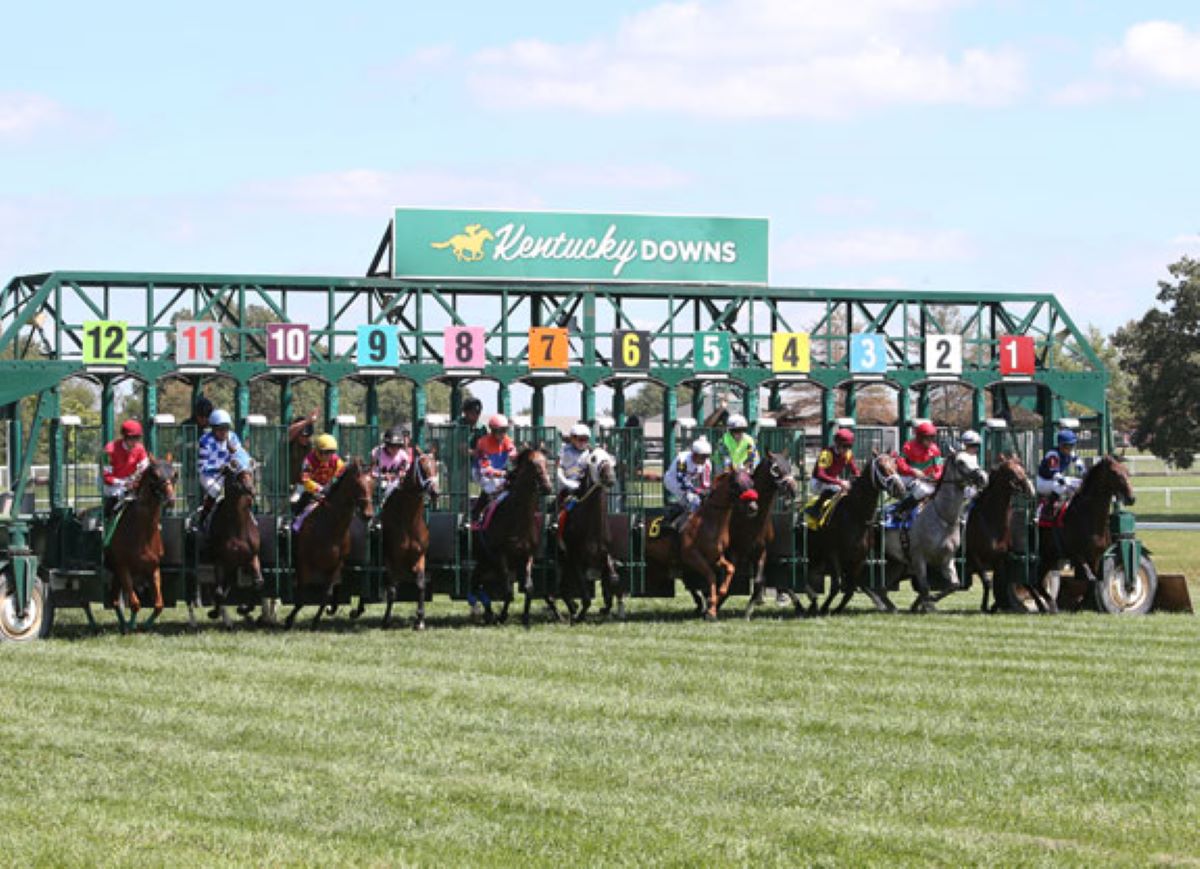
[691,437,712,456]
[727,413,748,430]
[569,423,591,439]
[209,409,232,428]
[960,430,982,447]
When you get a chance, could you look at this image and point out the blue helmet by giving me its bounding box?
[1057,429,1078,446]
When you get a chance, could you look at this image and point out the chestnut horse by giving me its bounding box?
[554,447,621,624]
[104,458,176,633]
[1032,455,1134,614]
[471,447,554,628]
[736,452,800,619]
[284,460,374,628]
[811,453,906,615]
[351,447,440,630]
[204,460,265,628]
[645,470,760,621]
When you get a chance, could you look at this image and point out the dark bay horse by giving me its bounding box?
[352,448,439,630]
[1033,455,1135,614]
[284,460,374,628]
[645,470,760,621]
[104,458,176,633]
[205,460,265,629]
[471,447,553,628]
[811,453,906,615]
[736,453,801,619]
[953,454,1035,612]
[555,447,621,624]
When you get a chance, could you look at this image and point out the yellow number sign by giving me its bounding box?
[771,332,810,373]
[82,320,128,366]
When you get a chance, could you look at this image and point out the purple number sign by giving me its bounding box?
[266,323,310,368]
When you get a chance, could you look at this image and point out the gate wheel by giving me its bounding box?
[0,575,54,642]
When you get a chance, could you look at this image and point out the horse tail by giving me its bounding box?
[430,240,452,249]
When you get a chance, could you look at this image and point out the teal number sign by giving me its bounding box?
[694,331,731,373]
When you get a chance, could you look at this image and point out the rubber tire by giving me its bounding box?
[1094,552,1157,615]
[0,575,55,642]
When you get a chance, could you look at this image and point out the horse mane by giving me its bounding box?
[1075,454,1125,499]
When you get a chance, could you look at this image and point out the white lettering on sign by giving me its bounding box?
[641,239,737,265]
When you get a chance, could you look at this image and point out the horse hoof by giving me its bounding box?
[207,608,219,620]
[413,620,426,632]
[704,611,718,622]
[521,615,531,630]
[349,609,361,620]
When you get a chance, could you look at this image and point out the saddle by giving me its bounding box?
[882,500,923,531]
[471,491,509,532]
[803,490,845,531]
[1036,497,1070,529]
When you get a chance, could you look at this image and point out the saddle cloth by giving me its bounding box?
[471,491,509,532]
[1036,498,1070,529]
[882,501,921,531]
[803,491,845,532]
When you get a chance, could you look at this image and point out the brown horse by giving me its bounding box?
[811,453,906,615]
[104,458,176,633]
[205,460,265,628]
[284,460,374,628]
[1033,455,1135,614]
[471,447,553,628]
[352,448,440,630]
[645,470,760,621]
[953,454,1035,612]
[555,447,621,624]
[736,452,800,619]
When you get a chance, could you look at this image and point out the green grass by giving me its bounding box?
[4,556,1200,867]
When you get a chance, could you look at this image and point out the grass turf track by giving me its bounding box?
[2,533,1198,866]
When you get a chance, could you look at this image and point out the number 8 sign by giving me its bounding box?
[265,323,310,368]
[444,326,485,370]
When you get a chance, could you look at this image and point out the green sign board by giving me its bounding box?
[392,207,768,285]
[694,331,731,372]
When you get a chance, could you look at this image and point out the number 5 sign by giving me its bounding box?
[266,323,310,368]
[694,332,730,373]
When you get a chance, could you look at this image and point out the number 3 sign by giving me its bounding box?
[849,333,887,374]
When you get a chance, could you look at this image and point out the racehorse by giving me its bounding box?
[471,447,553,628]
[735,453,801,620]
[645,470,760,621]
[555,447,622,624]
[882,450,989,613]
[104,458,176,633]
[204,459,265,628]
[811,453,906,616]
[284,460,374,628]
[954,454,1035,612]
[351,448,439,630]
[1032,455,1135,614]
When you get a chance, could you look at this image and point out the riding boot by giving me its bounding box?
[471,492,490,526]
[894,494,917,522]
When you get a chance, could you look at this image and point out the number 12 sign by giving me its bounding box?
[176,322,221,366]
[266,323,310,368]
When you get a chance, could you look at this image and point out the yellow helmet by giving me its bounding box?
[314,433,338,452]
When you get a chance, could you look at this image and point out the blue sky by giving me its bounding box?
[3,0,1200,335]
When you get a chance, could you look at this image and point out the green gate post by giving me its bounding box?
[972,388,987,432]
[844,383,857,420]
[412,382,427,448]
[499,384,511,418]
[691,383,704,422]
[663,387,678,465]
[613,384,626,427]
[100,378,115,445]
[821,388,836,441]
[234,381,250,432]
[531,385,544,428]
[48,389,64,512]
[280,380,294,427]
[897,387,912,440]
[144,382,158,455]
[768,385,781,413]
[743,384,760,427]
[325,382,340,438]
[449,385,462,421]
[580,383,595,426]
[916,384,931,421]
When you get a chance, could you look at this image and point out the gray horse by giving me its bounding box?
[883,450,989,613]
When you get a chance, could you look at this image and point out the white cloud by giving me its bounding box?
[777,228,975,267]
[1046,80,1138,106]
[469,0,1024,119]
[1109,20,1200,88]
[0,92,67,139]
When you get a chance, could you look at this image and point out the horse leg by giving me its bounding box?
[605,553,623,621]
[143,567,164,629]
[521,557,535,630]
[818,557,840,616]
[414,561,429,631]
[909,555,935,614]
[715,557,736,615]
[381,582,396,629]
[111,568,129,634]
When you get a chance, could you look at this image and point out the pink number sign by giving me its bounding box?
[444,326,485,369]
[266,323,310,367]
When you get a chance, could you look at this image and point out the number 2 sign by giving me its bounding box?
[266,323,310,368]
[176,322,221,366]
[924,334,962,376]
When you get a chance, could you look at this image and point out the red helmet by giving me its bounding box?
[488,413,509,430]
[121,419,143,437]
[834,428,854,444]
[914,421,937,437]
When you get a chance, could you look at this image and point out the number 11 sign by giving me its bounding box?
[176,322,221,366]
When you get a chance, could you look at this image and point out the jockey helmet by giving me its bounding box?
[488,413,509,430]
[209,409,233,428]
[727,414,749,431]
[960,430,982,447]
[120,419,143,438]
[383,426,406,446]
[1057,429,1078,446]
[315,433,338,452]
[834,428,855,445]
[463,397,483,413]
[569,423,591,439]
[691,437,712,457]
[914,421,937,437]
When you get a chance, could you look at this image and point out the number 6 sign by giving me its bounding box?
[266,323,310,368]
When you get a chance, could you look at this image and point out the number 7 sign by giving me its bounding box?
[999,335,1035,376]
[528,327,568,370]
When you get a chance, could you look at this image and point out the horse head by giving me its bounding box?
[1087,455,1135,506]
[512,447,553,496]
[731,469,759,517]
[410,447,440,504]
[141,458,177,506]
[992,453,1035,498]
[222,457,255,499]
[870,453,907,499]
[333,460,375,520]
[947,450,988,490]
[758,452,797,501]
[586,447,617,489]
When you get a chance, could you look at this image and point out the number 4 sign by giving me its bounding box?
[999,335,1035,376]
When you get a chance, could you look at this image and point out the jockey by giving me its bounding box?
[1037,429,1085,503]
[471,414,517,523]
[194,409,248,529]
[102,419,150,516]
[808,428,859,518]
[664,437,713,530]
[894,420,944,517]
[370,426,412,496]
[292,433,345,515]
[719,414,759,472]
[959,429,984,503]
[287,411,319,487]
[456,397,488,451]
[557,423,592,507]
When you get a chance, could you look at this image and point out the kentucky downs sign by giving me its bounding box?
[392,208,768,285]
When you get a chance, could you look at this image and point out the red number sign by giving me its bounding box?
[998,335,1035,375]
[176,322,220,366]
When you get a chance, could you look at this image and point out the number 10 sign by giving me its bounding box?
[266,323,310,368]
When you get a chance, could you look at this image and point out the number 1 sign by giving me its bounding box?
[266,323,310,368]
[999,335,1035,376]
[176,322,221,366]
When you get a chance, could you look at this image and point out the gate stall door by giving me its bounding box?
[424,423,473,597]
[754,426,806,592]
[598,426,646,596]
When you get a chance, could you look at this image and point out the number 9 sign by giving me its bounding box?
[357,325,398,368]
[849,333,887,374]
[444,326,485,370]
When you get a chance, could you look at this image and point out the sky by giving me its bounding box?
[3,0,1200,338]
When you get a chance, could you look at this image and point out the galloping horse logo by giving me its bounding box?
[430,224,494,262]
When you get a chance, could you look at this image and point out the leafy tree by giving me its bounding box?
[1114,257,1200,467]
[622,383,694,420]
